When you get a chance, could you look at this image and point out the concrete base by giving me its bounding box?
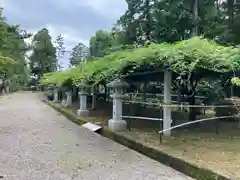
[77,109,89,117]
[53,100,59,103]
[108,119,126,132]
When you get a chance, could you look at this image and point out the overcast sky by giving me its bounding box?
[0,0,127,67]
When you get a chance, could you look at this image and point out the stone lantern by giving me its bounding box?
[107,79,129,132]
[53,85,59,103]
[65,91,72,107]
[77,82,90,117]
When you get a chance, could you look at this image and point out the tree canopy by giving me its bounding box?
[35,0,240,91]
[0,8,30,85]
[69,42,89,67]
[84,0,240,56]
[29,28,57,79]
[89,30,114,58]
[55,34,66,70]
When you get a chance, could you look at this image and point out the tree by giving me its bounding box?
[0,8,30,86]
[116,0,224,44]
[89,30,114,58]
[29,28,57,79]
[69,42,89,66]
[115,0,152,45]
[55,34,65,70]
[221,0,240,45]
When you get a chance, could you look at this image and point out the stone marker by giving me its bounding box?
[77,83,90,117]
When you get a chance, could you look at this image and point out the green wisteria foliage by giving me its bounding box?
[40,37,240,86]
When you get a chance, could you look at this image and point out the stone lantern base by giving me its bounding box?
[108,119,126,132]
[77,109,89,117]
[53,92,59,103]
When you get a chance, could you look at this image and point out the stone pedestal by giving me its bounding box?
[163,70,172,136]
[5,86,10,94]
[77,83,89,117]
[107,79,129,132]
[108,119,127,131]
[65,91,72,107]
[91,85,97,110]
[53,89,59,102]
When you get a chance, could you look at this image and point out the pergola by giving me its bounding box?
[124,67,172,136]
[41,37,240,136]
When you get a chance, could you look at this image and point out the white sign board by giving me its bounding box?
[82,122,102,132]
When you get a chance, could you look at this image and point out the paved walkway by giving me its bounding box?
[0,92,194,180]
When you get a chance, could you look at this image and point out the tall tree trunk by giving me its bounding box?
[192,0,199,36]
[188,93,196,121]
[145,0,152,43]
[227,0,235,29]
[187,74,200,123]
[189,0,199,125]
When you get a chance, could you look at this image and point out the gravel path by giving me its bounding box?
[0,92,194,180]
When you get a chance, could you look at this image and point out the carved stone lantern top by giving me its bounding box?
[77,82,88,88]
[107,79,129,98]
[65,91,72,96]
[107,79,129,89]
[77,82,91,95]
